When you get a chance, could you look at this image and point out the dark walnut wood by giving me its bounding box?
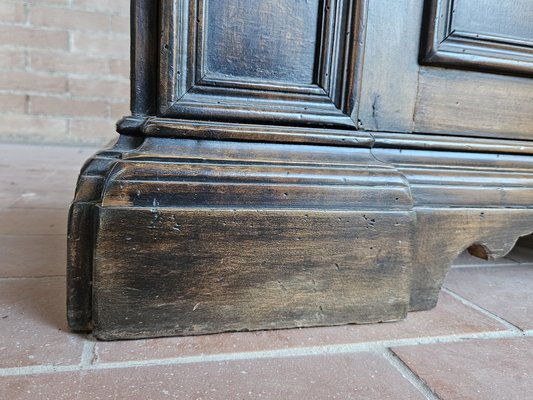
[421,0,533,76]
[68,0,533,339]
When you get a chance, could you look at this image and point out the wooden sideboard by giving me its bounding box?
[68,0,533,340]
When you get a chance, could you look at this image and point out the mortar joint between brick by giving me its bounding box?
[23,2,29,26]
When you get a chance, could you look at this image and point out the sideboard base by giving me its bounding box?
[67,136,533,339]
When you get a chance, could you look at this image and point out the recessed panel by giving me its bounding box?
[204,0,321,84]
[159,0,362,127]
[452,0,533,42]
[421,0,533,76]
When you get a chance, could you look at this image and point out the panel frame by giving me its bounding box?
[420,0,533,76]
[158,0,365,128]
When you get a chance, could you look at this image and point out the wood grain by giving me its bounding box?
[414,69,533,140]
[67,136,142,331]
[421,0,533,76]
[94,208,415,339]
[357,0,421,132]
[158,0,363,128]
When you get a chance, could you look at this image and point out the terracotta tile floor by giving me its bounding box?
[1,142,532,400]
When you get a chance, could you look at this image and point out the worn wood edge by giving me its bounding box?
[67,136,143,331]
[118,116,533,156]
[97,138,413,210]
[373,147,533,207]
[423,46,533,78]
[142,117,373,147]
[100,167,413,210]
[120,137,389,169]
[372,132,533,156]
[114,110,533,157]
[116,115,148,136]
[93,316,406,341]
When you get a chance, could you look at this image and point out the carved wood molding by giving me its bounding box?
[420,0,533,76]
[158,0,366,127]
[68,137,533,337]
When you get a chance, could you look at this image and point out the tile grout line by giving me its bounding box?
[0,275,66,281]
[79,339,96,369]
[0,234,67,237]
[381,348,442,400]
[0,329,532,377]
[442,287,523,333]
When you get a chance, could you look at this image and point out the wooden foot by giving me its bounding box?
[68,136,533,339]
[409,209,533,311]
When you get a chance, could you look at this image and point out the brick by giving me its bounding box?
[0,235,67,277]
[66,127,117,146]
[0,277,84,368]
[31,96,108,118]
[0,143,96,166]
[94,292,506,363]
[0,94,26,113]
[444,265,533,330]
[0,25,68,49]
[0,209,68,235]
[69,77,129,99]
[30,6,110,32]
[0,71,67,94]
[0,115,67,138]
[72,31,130,57]
[24,0,68,4]
[67,119,118,145]
[30,50,110,75]
[73,0,129,15]
[393,338,533,400]
[0,0,130,145]
[110,101,130,120]
[69,118,116,137]
[109,58,130,77]
[0,49,25,69]
[111,15,129,34]
[0,353,426,400]
[0,2,26,23]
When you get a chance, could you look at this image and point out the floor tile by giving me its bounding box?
[0,144,96,167]
[0,194,18,209]
[0,169,78,194]
[444,265,533,330]
[452,250,519,268]
[0,353,426,400]
[392,338,533,400]
[9,191,73,210]
[505,245,533,264]
[0,277,84,368]
[94,292,506,363]
[0,209,68,235]
[0,235,66,277]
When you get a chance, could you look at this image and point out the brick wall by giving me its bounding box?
[0,0,130,145]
